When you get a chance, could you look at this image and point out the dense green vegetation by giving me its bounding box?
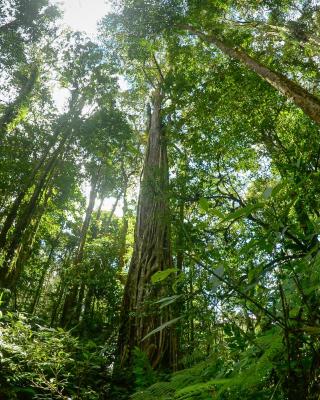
[1,0,320,398]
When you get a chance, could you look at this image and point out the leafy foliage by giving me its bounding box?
[2,0,320,399]
[132,329,284,400]
[0,312,108,399]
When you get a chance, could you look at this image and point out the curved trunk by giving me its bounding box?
[183,25,320,126]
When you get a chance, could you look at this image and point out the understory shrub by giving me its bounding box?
[131,328,285,400]
[0,312,109,399]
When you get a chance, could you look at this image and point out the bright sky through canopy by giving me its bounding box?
[52,0,124,216]
[52,0,111,111]
[55,0,111,36]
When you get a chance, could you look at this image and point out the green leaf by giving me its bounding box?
[210,209,225,219]
[14,387,36,395]
[224,203,263,221]
[154,295,182,309]
[151,268,178,284]
[262,186,273,199]
[198,197,209,212]
[248,265,263,283]
[214,266,224,278]
[271,181,286,197]
[141,317,182,342]
[261,181,286,200]
[302,326,320,335]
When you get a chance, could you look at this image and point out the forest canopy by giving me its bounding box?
[1,0,320,399]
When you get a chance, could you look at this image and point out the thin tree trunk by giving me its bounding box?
[189,271,195,352]
[50,250,72,327]
[0,19,18,33]
[0,186,51,309]
[29,250,53,315]
[104,195,120,233]
[75,168,102,264]
[0,89,80,251]
[0,151,60,286]
[50,280,65,327]
[0,142,53,251]
[176,202,185,272]
[82,193,112,325]
[0,127,70,255]
[116,85,177,381]
[183,25,320,126]
[175,200,185,363]
[227,19,320,48]
[60,166,101,327]
[29,231,61,315]
[83,286,94,324]
[118,180,129,272]
[0,64,39,137]
[91,196,104,238]
[75,283,85,323]
[8,206,44,291]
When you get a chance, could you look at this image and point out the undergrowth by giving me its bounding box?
[131,328,285,400]
[0,312,110,399]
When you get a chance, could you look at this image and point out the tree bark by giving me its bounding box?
[115,85,177,381]
[182,25,320,126]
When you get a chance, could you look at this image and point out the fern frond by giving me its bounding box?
[174,379,229,400]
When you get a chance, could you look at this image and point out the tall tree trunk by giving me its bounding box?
[81,195,107,326]
[60,166,101,327]
[115,86,177,382]
[183,25,320,126]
